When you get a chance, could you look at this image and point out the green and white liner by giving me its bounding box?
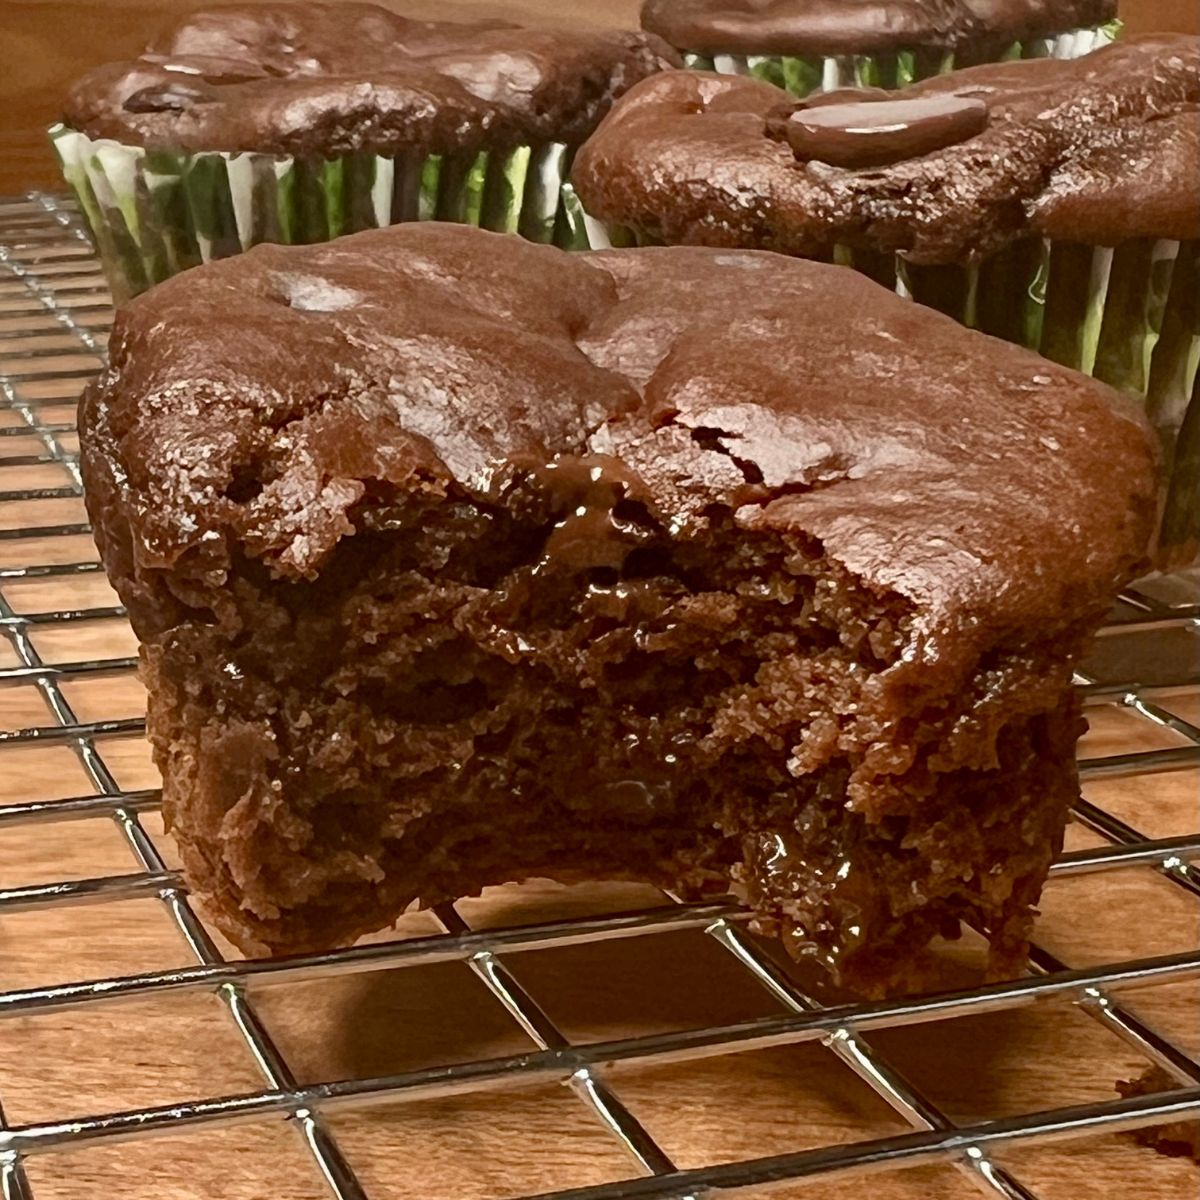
[626,225,1196,567]
[681,21,1119,96]
[905,237,1194,569]
[50,124,623,304]
[861,237,1198,568]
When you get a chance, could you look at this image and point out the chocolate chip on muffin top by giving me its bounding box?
[766,89,990,167]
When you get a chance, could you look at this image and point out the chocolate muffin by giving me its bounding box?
[641,0,1119,95]
[81,224,1155,997]
[52,2,677,301]
[574,34,1200,566]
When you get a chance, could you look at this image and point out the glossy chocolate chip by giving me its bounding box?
[765,87,889,146]
[777,93,989,168]
[123,81,214,113]
[144,53,272,85]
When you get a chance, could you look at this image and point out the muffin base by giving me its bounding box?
[679,23,1118,96]
[51,126,618,302]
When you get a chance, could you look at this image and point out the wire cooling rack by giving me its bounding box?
[0,193,1198,1200]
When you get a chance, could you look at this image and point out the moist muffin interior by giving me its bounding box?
[137,461,1084,997]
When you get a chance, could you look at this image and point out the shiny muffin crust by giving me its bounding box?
[573,35,1200,264]
[63,2,680,156]
[641,0,1117,57]
[81,224,1155,995]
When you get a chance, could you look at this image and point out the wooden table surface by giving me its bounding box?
[2,0,1200,196]
[1,4,1199,1197]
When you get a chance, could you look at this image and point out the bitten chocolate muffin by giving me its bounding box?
[574,34,1200,565]
[53,3,677,300]
[81,224,1155,996]
[641,0,1118,95]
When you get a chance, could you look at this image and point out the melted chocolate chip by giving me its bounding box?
[765,87,890,146]
[143,52,273,84]
[123,81,213,113]
[778,93,989,168]
[509,454,649,574]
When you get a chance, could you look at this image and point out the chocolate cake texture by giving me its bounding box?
[63,3,680,156]
[641,0,1117,58]
[573,34,1200,263]
[1117,1069,1200,1160]
[81,224,1156,996]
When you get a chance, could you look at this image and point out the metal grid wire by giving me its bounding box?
[0,192,1198,1200]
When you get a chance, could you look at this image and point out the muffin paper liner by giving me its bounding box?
[628,227,1196,566]
[50,125,616,302]
[680,22,1119,96]
[856,237,1198,568]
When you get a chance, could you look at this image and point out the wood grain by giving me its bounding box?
[2,0,1199,195]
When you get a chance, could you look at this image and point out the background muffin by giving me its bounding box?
[52,2,677,301]
[574,35,1200,567]
[641,0,1120,95]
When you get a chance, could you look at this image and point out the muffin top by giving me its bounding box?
[641,0,1117,57]
[62,2,679,156]
[83,223,1153,674]
[573,35,1200,263]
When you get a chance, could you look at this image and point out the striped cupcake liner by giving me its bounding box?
[50,124,620,304]
[627,229,1196,567]
[854,238,1198,569]
[680,22,1118,96]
